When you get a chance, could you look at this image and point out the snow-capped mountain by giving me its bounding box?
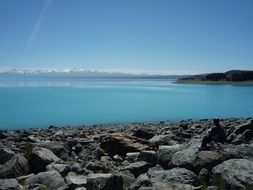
[0,68,186,79]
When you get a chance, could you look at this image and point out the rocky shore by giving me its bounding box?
[0,118,253,190]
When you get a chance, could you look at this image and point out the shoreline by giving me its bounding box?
[175,80,253,85]
[1,117,253,189]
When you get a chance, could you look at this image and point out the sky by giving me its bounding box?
[0,0,253,74]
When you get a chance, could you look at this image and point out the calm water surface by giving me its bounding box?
[0,79,253,129]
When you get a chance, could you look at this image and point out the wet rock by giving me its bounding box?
[132,129,154,140]
[86,173,123,190]
[148,168,199,186]
[0,154,30,178]
[212,159,253,190]
[122,161,151,178]
[138,150,157,166]
[0,148,15,164]
[100,133,152,156]
[24,170,65,189]
[0,179,22,190]
[29,147,60,173]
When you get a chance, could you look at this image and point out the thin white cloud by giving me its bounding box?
[25,0,52,51]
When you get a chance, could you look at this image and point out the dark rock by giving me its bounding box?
[29,147,60,173]
[138,150,158,166]
[0,154,30,178]
[86,173,123,190]
[86,160,113,173]
[212,159,253,190]
[132,129,154,140]
[113,154,124,162]
[24,170,65,189]
[0,179,22,190]
[198,168,210,186]
[93,147,106,160]
[148,168,199,186]
[0,148,15,164]
[193,151,226,173]
[130,174,152,190]
[100,133,152,156]
[122,161,151,178]
[157,144,184,169]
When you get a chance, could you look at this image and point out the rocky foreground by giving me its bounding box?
[0,118,253,190]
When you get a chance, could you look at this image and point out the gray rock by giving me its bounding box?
[118,171,135,190]
[46,163,70,176]
[65,172,87,187]
[193,151,226,173]
[35,141,69,160]
[0,148,15,164]
[29,147,60,173]
[148,167,199,186]
[149,135,169,146]
[138,151,158,166]
[171,148,197,171]
[24,170,65,189]
[212,159,253,190]
[126,152,140,162]
[157,144,184,169]
[0,153,30,178]
[151,182,200,190]
[0,179,22,190]
[86,173,123,190]
[130,174,152,190]
[122,161,151,178]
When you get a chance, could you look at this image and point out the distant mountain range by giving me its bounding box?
[178,70,253,82]
[0,68,187,79]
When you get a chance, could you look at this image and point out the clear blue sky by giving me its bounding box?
[0,0,252,74]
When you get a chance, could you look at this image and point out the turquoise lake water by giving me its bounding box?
[0,79,253,129]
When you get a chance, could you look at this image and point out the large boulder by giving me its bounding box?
[138,150,158,166]
[227,119,253,144]
[0,148,15,164]
[212,159,253,190]
[193,151,226,173]
[34,141,70,160]
[29,147,60,173]
[148,167,199,186]
[0,179,22,190]
[0,154,30,178]
[171,148,197,171]
[132,129,154,140]
[122,161,151,178]
[100,133,153,156]
[158,144,184,169]
[24,170,65,189]
[86,173,123,190]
